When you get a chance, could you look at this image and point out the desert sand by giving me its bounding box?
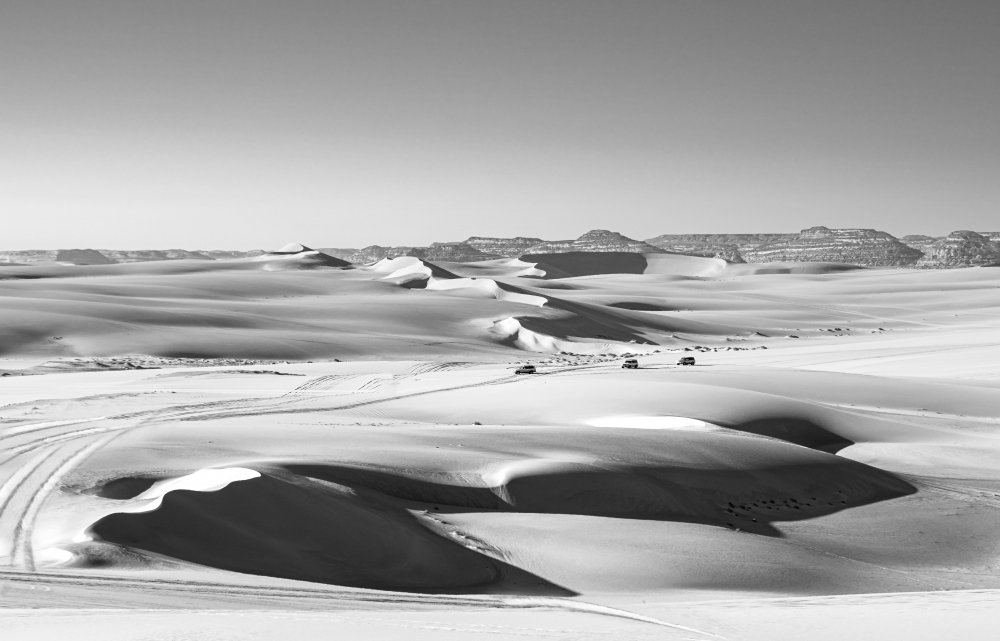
[1,247,999,640]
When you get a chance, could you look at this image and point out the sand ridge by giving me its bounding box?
[1,253,999,638]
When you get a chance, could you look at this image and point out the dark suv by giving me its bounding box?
[677,356,696,366]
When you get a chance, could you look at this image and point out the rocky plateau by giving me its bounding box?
[4,227,999,269]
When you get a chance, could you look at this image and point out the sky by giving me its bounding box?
[2,1,998,249]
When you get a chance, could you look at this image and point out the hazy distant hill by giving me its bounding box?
[0,249,265,265]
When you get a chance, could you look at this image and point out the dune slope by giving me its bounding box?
[91,470,568,594]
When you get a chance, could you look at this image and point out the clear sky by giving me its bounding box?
[2,1,998,249]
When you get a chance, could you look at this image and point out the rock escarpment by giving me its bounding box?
[329,230,664,263]
[741,227,923,267]
[899,235,941,255]
[327,242,500,264]
[465,236,545,256]
[422,242,502,262]
[915,231,1000,267]
[646,233,798,263]
[4,228,998,268]
[646,229,925,266]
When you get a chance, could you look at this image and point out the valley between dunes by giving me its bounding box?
[1,248,999,640]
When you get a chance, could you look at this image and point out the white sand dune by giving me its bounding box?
[89,470,567,594]
[1,254,999,638]
[247,243,351,270]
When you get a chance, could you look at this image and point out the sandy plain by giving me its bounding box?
[1,247,998,640]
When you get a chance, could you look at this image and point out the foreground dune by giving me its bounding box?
[1,252,999,639]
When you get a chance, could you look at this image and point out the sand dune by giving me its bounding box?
[1,252,999,639]
[91,470,567,594]
[247,243,351,269]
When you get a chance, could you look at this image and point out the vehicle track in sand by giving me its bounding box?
[0,569,720,636]
[0,430,125,570]
[0,393,291,571]
[0,362,576,572]
[0,360,727,633]
[728,291,939,329]
[901,475,1000,509]
[176,360,598,423]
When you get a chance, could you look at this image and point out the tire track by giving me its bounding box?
[0,569,720,634]
[902,475,1000,509]
[12,433,123,570]
[171,361,601,423]
[0,363,587,572]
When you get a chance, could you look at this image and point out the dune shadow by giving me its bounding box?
[718,416,855,454]
[91,471,573,596]
[521,252,648,279]
[285,459,916,538]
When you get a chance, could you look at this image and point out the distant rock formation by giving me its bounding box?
[464,236,544,256]
[317,247,359,260]
[3,227,998,268]
[740,227,923,267]
[200,250,266,260]
[104,249,217,262]
[0,250,59,264]
[713,246,747,263]
[422,242,501,262]
[898,235,941,256]
[646,229,928,266]
[53,249,116,265]
[645,233,800,263]
[527,230,664,255]
[916,230,1000,267]
[334,230,662,263]
[331,245,422,264]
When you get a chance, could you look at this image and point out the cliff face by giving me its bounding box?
[423,242,501,262]
[916,231,1000,267]
[899,235,941,255]
[464,236,544,256]
[646,229,925,266]
[646,233,793,251]
[741,227,923,266]
[645,233,793,263]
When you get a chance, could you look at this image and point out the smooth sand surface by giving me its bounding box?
[1,252,999,639]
